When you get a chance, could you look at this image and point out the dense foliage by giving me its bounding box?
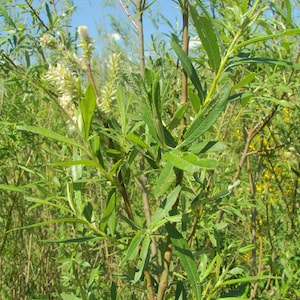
[0,0,299,299]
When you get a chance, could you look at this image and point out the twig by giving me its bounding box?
[25,0,49,31]
[119,0,138,33]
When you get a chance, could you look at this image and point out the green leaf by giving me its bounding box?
[26,197,73,214]
[171,35,205,102]
[126,133,150,150]
[154,162,176,198]
[133,233,151,283]
[239,244,255,253]
[181,83,231,147]
[116,87,127,134]
[111,281,118,300]
[167,103,189,130]
[228,57,300,69]
[45,2,53,28]
[151,185,181,230]
[164,149,217,173]
[166,223,201,299]
[100,190,116,233]
[175,281,187,300]
[232,72,256,90]
[61,293,81,300]
[199,255,217,282]
[17,125,85,149]
[258,97,293,108]
[0,184,23,192]
[152,74,162,120]
[234,28,300,51]
[142,104,160,143]
[189,141,227,154]
[83,202,94,222]
[87,266,100,289]
[80,83,96,142]
[41,236,99,243]
[0,4,16,28]
[7,218,89,233]
[190,5,221,72]
[189,88,201,113]
[219,275,280,287]
[121,229,146,265]
[51,160,99,167]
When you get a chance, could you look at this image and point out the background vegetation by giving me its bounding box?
[0,0,299,299]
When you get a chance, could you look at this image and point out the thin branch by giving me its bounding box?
[25,0,49,31]
[119,0,138,33]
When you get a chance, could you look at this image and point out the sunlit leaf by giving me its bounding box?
[154,162,176,198]
[190,5,221,72]
[181,83,231,147]
[151,185,181,230]
[164,149,217,172]
[80,83,96,143]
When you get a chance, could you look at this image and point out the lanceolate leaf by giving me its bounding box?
[121,229,146,265]
[234,28,300,50]
[171,35,205,102]
[0,184,24,192]
[80,83,96,143]
[133,233,151,282]
[7,218,89,232]
[17,125,85,149]
[154,162,176,198]
[181,83,231,147]
[190,5,221,72]
[166,223,201,299]
[164,149,217,172]
[100,190,116,233]
[228,57,300,69]
[151,185,181,230]
[52,160,99,167]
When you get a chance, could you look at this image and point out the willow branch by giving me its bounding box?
[119,0,138,33]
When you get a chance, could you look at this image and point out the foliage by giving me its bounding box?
[0,0,299,299]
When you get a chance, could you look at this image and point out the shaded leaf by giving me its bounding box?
[121,229,146,265]
[17,125,84,149]
[166,223,201,299]
[100,190,116,234]
[133,233,151,282]
[171,35,205,102]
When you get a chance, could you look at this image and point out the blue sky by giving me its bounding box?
[70,1,182,52]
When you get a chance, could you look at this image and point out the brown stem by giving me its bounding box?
[180,1,189,135]
[136,0,146,78]
[135,1,157,297]
[157,241,173,300]
[157,2,189,297]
